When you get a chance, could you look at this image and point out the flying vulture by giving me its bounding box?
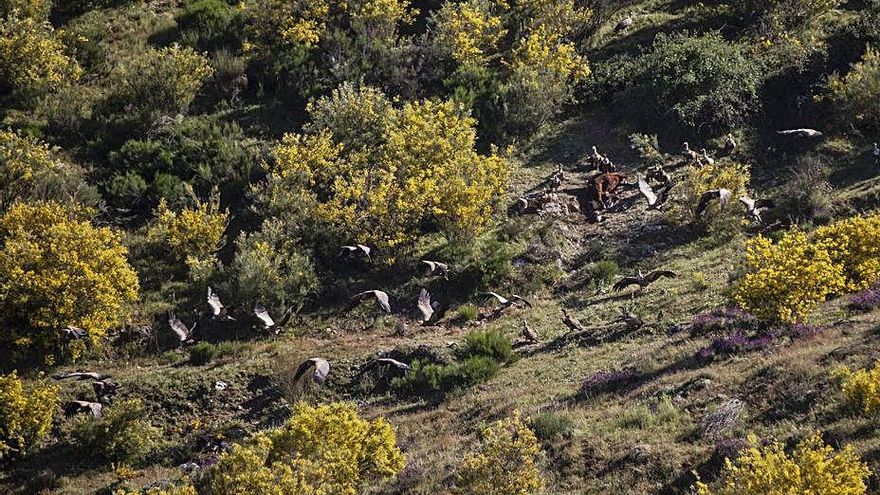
[207,287,233,320]
[738,196,775,223]
[776,128,823,138]
[358,358,412,379]
[637,176,674,210]
[60,326,87,340]
[612,270,677,292]
[339,244,372,262]
[695,188,732,218]
[253,302,275,329]
[168,311,197,343]
[63,400,103,419]
[421,260,449,279]
[481,291,533,309]
[53,371,108,381]
[417,288,441,325]
[349,290,392,314]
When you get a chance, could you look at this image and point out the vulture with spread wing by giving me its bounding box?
[293,357,330,385]
[338,244,372,262]
[695,188,732,218]
[739,196,775,223]
[776,128,823,138]
[481,291,533,309]
[612,270,677,292]
[53,371,108,381]
[421,260,449,279]
[253,302,275,329]
[64,400,103,419]
[417,288,442,325]
[349,290,392,314]
[358,358,412,380]
[168,311,196,344]
[637,176,674,210]
[207,287,233,320]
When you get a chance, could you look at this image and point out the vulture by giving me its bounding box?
[645,165,671,185]
[349,290,392,314]
[358,358,412,378]
[776,128,823,138]
[421,260,449,279]
[64,400,103,419]
[614,16,634,32]
[561,309,587,333]
[338,244,372,262]
[695,188,732,218]
[588,146,602,169]
[207,287,233,320]
[725,133,737,153]
[92,379,121,400]
[612,270,677,292]
[417,288,441,325]
[637,176,674,210]
[522,320,539,343]
[253,302,275,329]
[682,142,699,162]
[60,326,87,340]
[168,311,197,344]
[873,143,879,165]
[293,357,330,385]
[481,291,533,309]
[699,149,715,166]
[53,371,108,381]
[618,307,644,331]
[738,196,775,223]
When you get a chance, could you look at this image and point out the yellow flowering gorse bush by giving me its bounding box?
[0,371,58,459]
[209,402,405,495]
[0,0,50,20]
[694,432,869,495]
[0,202,139,359]
[813,212,880,291]
[432,0,507,67]
[459,410,545,495]
[734,230,845,323]
[150,189,228,276]
[824,46,880,128]
[0,13,81,97]
[834,364,880,416]
[668,161,751,224]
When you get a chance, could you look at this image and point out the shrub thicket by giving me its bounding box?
[0,202,139,362]
[209,402,405,494]
[694,432,869,495]
[835,364,880,416]
[0,371,58,458]
[70,398,158,463]
[0,13,81,101]
[825,46,880,130]
[459,410,545,495]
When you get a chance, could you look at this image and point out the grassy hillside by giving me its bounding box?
[2,0,880,494]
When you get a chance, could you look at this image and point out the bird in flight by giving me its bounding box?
[63,400,103,419]
[612,270,677,292]
[293,357,330,385]
[349,290,392,314]
[695,188,732,218]
[738,195,775,223]
[207,287,234,320]
[421,260,449,279]
[168,311,197,344]
[481,291,533,309]
[776,128,823,138]
[339,244,372,262]
[637,175,674,210]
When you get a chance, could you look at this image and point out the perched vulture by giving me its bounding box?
[358,358,412,379]
[725,133,737,153]
[619,307,644,331]
[60,326,87,340]
[63,400,103,419]
[417,288,439,324]
[293,357,330,385]
[614,16,634,32]
[207,287,233,320]
[637,176,674,210]
[645,165,671,185]
[776,128,823,138]
[253,302,275,329]
[481,291,533,309]
[588,146,602,168]
[738,196,775,223]
[873,143,879,165]
[612,270,677,292]
[168,311,197,343]
[522,320,539,343]
[561,309,587,333]
[339,244,372,262]
[682,142,699,162]
[695,188,732,218]
[349,290,392,314]
[421,260,449,279]
[699,149,715,166]
[53,371,108,381]
[92,379,121,400]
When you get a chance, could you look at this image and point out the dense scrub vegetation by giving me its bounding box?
[3,0,880,494]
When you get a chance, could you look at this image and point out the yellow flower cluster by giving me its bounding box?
[0,202,139,358]
[150,189,228,276]
[813,213,880,291]
[517,0,591,38]
[695,432,869,495]
[0,130,65,210]
[825,46,880,130]
[433,0,507,67]
[734,230,844,323]
[209,402,405,495]
[459,410,545,495]
[0,0,51,20]
[0,371,59,459]
[834,365,880,416]
[0,12,82,97]
[266,91,509,257]
[114,485,196,495]
[511,24,590,82]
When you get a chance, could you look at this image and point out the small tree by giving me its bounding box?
[0,202,139,361]
[694,432,869,495]
[209,402,405,494]
[0,13,81,100]
[459,410,545,495]
[0,371,58,458]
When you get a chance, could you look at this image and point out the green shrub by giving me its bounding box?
[188,342,217,365]
[824,46,880,130]
[177,0,240,49]
[460,329,514,364]
[588,260,620,287]
[0,371,59,459]
[456,303,479,322]
[70,398,158,464]
[614,33,763,131]
[530,412,575,442]
[392,356,501,397]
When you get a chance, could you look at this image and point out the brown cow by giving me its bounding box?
[589,172,628,209]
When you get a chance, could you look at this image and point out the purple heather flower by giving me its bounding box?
[850,284,880,312]
[580,368,636,396]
